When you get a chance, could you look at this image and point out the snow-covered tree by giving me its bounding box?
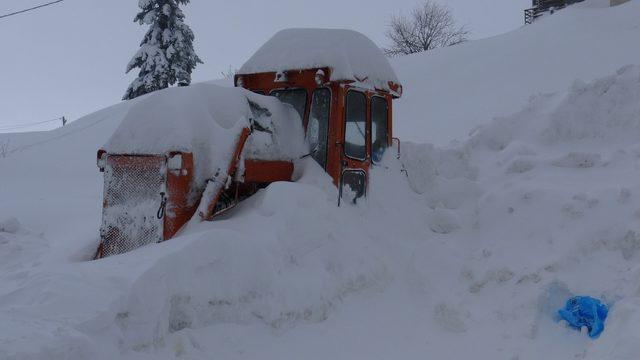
[123,0,203,100]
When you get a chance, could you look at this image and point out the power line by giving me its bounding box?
[0,117,63,131]
[0,0,64,20]
[0,120,61,131]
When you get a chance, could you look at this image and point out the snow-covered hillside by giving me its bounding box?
[393,0,640,145]
[2,1,640,359]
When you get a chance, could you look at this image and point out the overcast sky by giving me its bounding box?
[0,0,529,132]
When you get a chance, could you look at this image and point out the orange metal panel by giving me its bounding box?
[243,159,294,183]
[327,83,345,186]
[236,68,331,96]
[164,152,196,240]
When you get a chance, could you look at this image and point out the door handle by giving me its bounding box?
[157,192,167,219]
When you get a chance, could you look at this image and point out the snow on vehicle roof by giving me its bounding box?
[238,28,400,93]
[103,83,305,185]
[105,84,249,157]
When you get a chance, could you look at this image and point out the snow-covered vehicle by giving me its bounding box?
[95,28,402,258]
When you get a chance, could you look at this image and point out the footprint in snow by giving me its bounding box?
[0,218,22,234]
[506,157,537,174]
[551,152,601,168]
[433,302,468,333]
[428,209,461,234]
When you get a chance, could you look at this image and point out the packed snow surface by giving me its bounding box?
[238,28,400,93]
[2,1,640,359]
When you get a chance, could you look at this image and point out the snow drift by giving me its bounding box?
[392,0,640,145]
[2,62,640,359]
[2,1,640,359]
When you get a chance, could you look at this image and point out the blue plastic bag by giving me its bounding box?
[558,296,608,338]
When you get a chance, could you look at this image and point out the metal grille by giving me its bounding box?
[100,156,166,257]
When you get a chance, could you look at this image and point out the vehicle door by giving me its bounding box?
[340,88,369,204]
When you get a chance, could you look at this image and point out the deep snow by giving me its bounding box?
[1,1,640,359]
[392,0,640,146]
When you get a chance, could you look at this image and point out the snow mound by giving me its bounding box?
[104,84,252,156]
[0,217,47,273]
[453,66,640,359]
[392,0,640,145]
[238,28,400,93]
[470,65,640,151]
[0,218,21,234]
[3,3,640,359]
[103,83,306,185]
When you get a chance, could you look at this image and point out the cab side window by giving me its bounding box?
[371,97,389,163]
[307,88,331,169]
[344,91,367,160]
[270,89,308,125]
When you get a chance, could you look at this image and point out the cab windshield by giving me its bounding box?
[270,89,307,124]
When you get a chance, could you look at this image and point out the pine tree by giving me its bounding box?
[123,0,203,100]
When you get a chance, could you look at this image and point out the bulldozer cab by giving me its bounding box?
[235,29,402,203]
[235,72,397,203]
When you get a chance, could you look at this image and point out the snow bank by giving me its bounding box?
[238,28,400,93]
[0,218,21,234]
[104,84,251,156]
[469,65,640,150]
[3,3,640,359]
[453,65,640,359]
[392,0,640,145]
[0,161,400,360]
